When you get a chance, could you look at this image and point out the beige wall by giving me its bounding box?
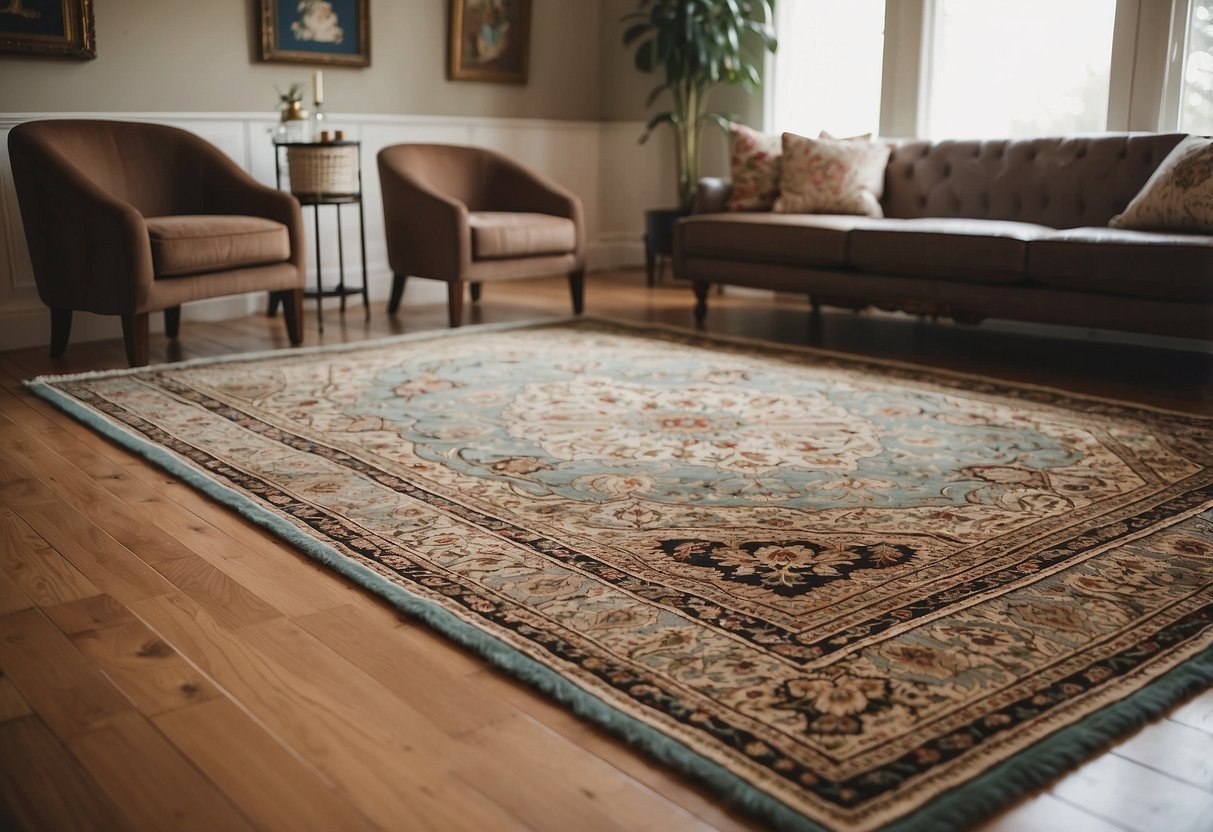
[597,0,763,126]
[0,0,603,120]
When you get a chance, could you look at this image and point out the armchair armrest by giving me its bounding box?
[8,137,153,316]
[378,150,471,281]
[693,178,733,214]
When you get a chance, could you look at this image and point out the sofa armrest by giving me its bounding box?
[693,178,733,214]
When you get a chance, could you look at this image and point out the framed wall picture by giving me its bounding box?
[0,0,95,59]
[258,0,369,67]
[448,0,531,85]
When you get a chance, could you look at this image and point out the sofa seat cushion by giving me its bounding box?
[147,215,291,278]
[848,218,1054,284]
[469,212,576,260]
[1028,227,1213,303]
[679,213,886,267]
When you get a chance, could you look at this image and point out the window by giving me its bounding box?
[767,0,885,138]
[923,0,1116,138]
[1180,1,1213,132]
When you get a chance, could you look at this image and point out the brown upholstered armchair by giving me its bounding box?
[377,144,586,326]
[8,119,306,366]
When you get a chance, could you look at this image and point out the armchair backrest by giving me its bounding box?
[9,119,219,218]
[377,143,521,211]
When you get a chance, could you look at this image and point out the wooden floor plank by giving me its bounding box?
[0,568,33,619]
[0,507,100,608]
[1112,718,1213,791]
[43,594,138,636]
[155,696,383,832]
[68,710,257,832]
[131,591,529,831]
[0,608,134,738]
[982,792,1127,832]
[1169,688,1213,736]
[153,555,283,630]
[71,619,220,716]
[0,676,31,723]
[454,715,713,832]
[9,498,176,603]
[0,716,133,832]
[292,602,514,737]
[1049,753,1213,832]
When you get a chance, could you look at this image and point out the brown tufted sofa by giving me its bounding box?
[673,133,1213,340]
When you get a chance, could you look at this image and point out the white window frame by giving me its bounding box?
[769,0,1183,138]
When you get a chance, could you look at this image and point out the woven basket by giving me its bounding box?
[286,144,358,197]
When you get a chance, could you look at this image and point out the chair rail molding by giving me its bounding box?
[0,111,655,352]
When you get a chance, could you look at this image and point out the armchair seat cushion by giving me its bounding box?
[147,215,291,278]
[469,212,577,260]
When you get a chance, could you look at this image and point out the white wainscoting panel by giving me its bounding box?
[0,112,656,352]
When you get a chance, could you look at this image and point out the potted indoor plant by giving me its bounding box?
[622,0,776,277]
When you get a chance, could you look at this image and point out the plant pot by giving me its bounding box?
[644,207,690,286]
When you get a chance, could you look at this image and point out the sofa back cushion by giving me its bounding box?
[883,134,1186,228]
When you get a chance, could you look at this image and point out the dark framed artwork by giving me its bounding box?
[0,0,95,59]
[448,0,531,85]
[258,0,369,67]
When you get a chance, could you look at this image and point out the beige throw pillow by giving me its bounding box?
[774,132,891,217]
[1111,137,1213,232]
[728,123,782,211]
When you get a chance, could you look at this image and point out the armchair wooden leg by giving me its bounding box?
[470,282,482,303]
[387,274,408,315]
[447,281,465,328]
[692,281,710,326]
[281,289,304,345]
[568,270,585,315]
[266,293,282,317]
[49,308,72,357]
[164,306,181,340]
[121,313,149,367]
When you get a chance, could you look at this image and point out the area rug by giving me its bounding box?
[28,319,1213,831]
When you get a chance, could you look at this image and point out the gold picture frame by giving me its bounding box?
[258,0,369,68]
[0,0,95,59]
[448,0,531,85]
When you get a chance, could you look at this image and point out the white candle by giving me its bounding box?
[313,71,324,105]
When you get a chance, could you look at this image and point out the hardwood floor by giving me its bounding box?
[0,270,1211,832]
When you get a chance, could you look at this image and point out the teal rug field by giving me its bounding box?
[29,319,1213,831]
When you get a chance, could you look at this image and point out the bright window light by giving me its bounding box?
[1180,1,1213,133]
[769,0,885,138]
[924,0,1115,138]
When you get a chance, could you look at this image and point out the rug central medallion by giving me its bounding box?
[502,377,883,473]
[33,320,1213,832]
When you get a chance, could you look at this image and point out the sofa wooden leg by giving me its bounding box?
[164,306,181,340]
[470,282,482,303]
[121,313,149,367]
[49,308,72,358]
[447,281,465,328]
[281,289,304,345]
[692,281,710,326]
[387,274,408,315]
[568,270,585,315]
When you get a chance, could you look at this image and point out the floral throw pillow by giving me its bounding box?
[1111,137,1213,232]
[728,123,782,211]
[774,132,892,217]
